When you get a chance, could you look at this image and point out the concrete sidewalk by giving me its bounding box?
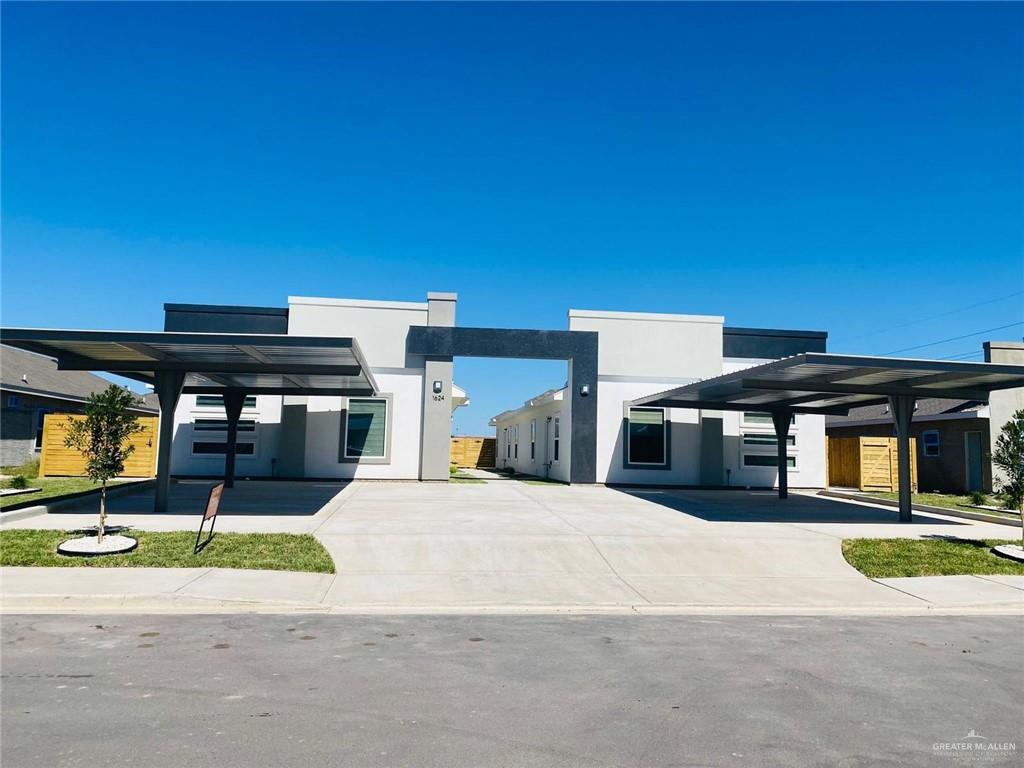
[2,566,1021,614]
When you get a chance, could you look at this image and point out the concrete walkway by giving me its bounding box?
[3,480,1021,613]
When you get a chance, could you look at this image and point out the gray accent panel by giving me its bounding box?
[277,396,308,478]
[420,358,454,480]
[164,303,289,334]
[699,413,724,485]
[407,326,599,484]
[339,393,394,465]
[723,327,828,359]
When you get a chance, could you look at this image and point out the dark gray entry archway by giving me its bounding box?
[407,326,599,484]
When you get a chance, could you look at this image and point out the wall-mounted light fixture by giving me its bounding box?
[579,384,590,397]
[432,380,443,394]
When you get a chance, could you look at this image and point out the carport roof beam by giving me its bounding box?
[0,328,379,396]
[629,353,1024,416]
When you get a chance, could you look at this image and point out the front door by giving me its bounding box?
[964,431,983,492]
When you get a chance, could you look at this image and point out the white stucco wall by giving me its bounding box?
[303,371,424,479]
[288,296,429,480]
[720,358,826,489]
[494,392,569,482]
[571,309,724,486]
[170,394,283,477]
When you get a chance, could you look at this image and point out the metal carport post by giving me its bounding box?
[626,353,1024,521]
[0,328,380,515]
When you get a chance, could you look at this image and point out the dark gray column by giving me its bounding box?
[889,394,915,523]
[771,410,793,499]
[568,345,599,485]
[154,371,185,514]
[222,390,247,489]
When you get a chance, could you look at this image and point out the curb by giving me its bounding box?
[819,490,1020,528]
[0,479,155,515]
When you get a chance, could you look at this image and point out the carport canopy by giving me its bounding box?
[1,328,378,512]
[629,353,1024,521]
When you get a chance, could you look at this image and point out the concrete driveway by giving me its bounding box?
[313,480,1021,610]
[4,479,1020,611]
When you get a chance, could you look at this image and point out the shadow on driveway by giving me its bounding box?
[611,487,969,525]
[49,479,349,518]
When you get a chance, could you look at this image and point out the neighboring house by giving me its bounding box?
[492,310,828,488]
[826,398,990,493]
[0,345,157,466]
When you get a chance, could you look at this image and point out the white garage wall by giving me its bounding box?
[170,394,283,477]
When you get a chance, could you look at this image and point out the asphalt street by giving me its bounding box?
[2,614,1021,767]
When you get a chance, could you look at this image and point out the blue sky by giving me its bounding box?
[2,2,1022,433]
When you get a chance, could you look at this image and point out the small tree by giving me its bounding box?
[64,386,144,543]
[991,408,1024,550]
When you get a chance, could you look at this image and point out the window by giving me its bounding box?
[744,454,796,468]
[553,417,560,462]
[504,427,510,458]
[34,408,53,449]
[194,419,256,432]
[514,424,518,459]
[196,395,257,409]
[344,398,388,459]
[530,419,536,461]
[742,433,796,448]
[192,441,255,456]
[627,408,666,465]
[922,430,940,457]
[7,395,20,408]
[743,412,795,426]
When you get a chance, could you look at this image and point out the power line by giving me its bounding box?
[837,290,1024,343]
[941,349,985,361]
[881,322,1024,355]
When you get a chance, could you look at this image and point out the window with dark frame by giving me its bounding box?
[345,398,388,459]
[627,407,666,465]
[922,430,940,457]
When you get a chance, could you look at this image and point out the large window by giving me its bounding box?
[196,395,257,409]
[514,424,519,459]
[922,430,940,457]
[628,408,666,465]
[530,419,536,461]
[344,398,388,459]
[553,417,560,462]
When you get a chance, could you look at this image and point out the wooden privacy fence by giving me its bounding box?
[827,436,918,492]
[39,414,159,478]
[450,436,496,468]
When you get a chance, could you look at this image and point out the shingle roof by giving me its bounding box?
[826,398,985,425]
[0,345,158,412]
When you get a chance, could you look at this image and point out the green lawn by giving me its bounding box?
[842,538,1024,578]
[0,529,335,573]
[0,477,107,510]
[449,472,486,484]
[863,491,1018,519]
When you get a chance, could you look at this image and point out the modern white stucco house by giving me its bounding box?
[169,293,461,481]
[492,309,827,488]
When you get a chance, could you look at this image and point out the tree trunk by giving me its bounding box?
[98,482,107,544]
